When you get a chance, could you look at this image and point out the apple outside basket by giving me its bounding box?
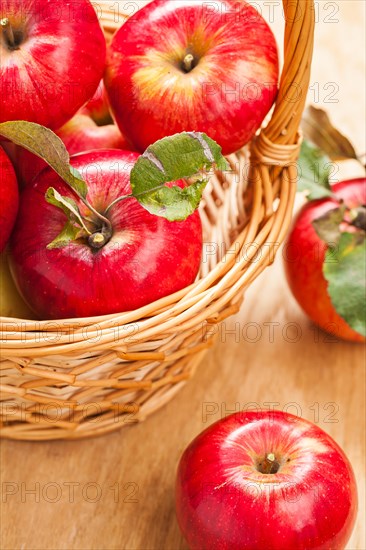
[0,0,315,440]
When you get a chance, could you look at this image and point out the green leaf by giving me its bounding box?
[0,121,87,198]
[130,132,228,220]
[69,165,85,183]
[302,106,358,161]
[324,232,366,336]
[138,179,208,222]
[45,188,91,235]
[297,140,333,200]
[46,188,81,221]
[47,222,83,249]
[312,205,346,245]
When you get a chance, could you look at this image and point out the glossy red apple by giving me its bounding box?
[284,178,366,343]
[105,0,279,155]
[16,114,133,187]
[9,149,202,319]
[176,410,358,550]
[57,115,131,152]
[80,79,113,126]
[0,144,18,252]
[0,0,106,129]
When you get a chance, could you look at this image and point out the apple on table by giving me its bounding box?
[176,410,358,550]
[285,109,366,343]
[285,177,366,343]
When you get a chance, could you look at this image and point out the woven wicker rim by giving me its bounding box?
[0,0,315,440]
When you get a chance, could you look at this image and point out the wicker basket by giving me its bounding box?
[0,0,315,440]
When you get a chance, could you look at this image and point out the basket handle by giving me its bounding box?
[254,0,315,167]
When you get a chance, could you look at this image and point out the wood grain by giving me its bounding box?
[1,1,365,549]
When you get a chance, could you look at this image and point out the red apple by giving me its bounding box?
[284,178,366,343]
[9,149,202,319]
[176,410,358,550]
[0,139,16,165]
[58,115,131,152]
[80,79,113,126]
[16,114,133,187]
[0,0,106,129]
[0,144,18,252]
[105,0,279,155]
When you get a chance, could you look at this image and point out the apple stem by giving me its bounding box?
[182,53,195,73]
[79,197,113,239]
[257,453,281,474]
[0,18,17,50]
[88,232,108,250]
[104,184,168,215]
[104,194,132,215]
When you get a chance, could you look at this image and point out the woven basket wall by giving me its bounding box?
[0,0,315,440]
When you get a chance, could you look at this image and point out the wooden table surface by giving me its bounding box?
[1,2,365,549]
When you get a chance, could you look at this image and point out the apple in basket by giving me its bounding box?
[0,144,18,252]
[16,114,134,187]
[80,79,113,126]
[105,0,279,155]
[175,410,358,550]
[0,0,106,129]
[49,114,131,156]
[0,121,228,319]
